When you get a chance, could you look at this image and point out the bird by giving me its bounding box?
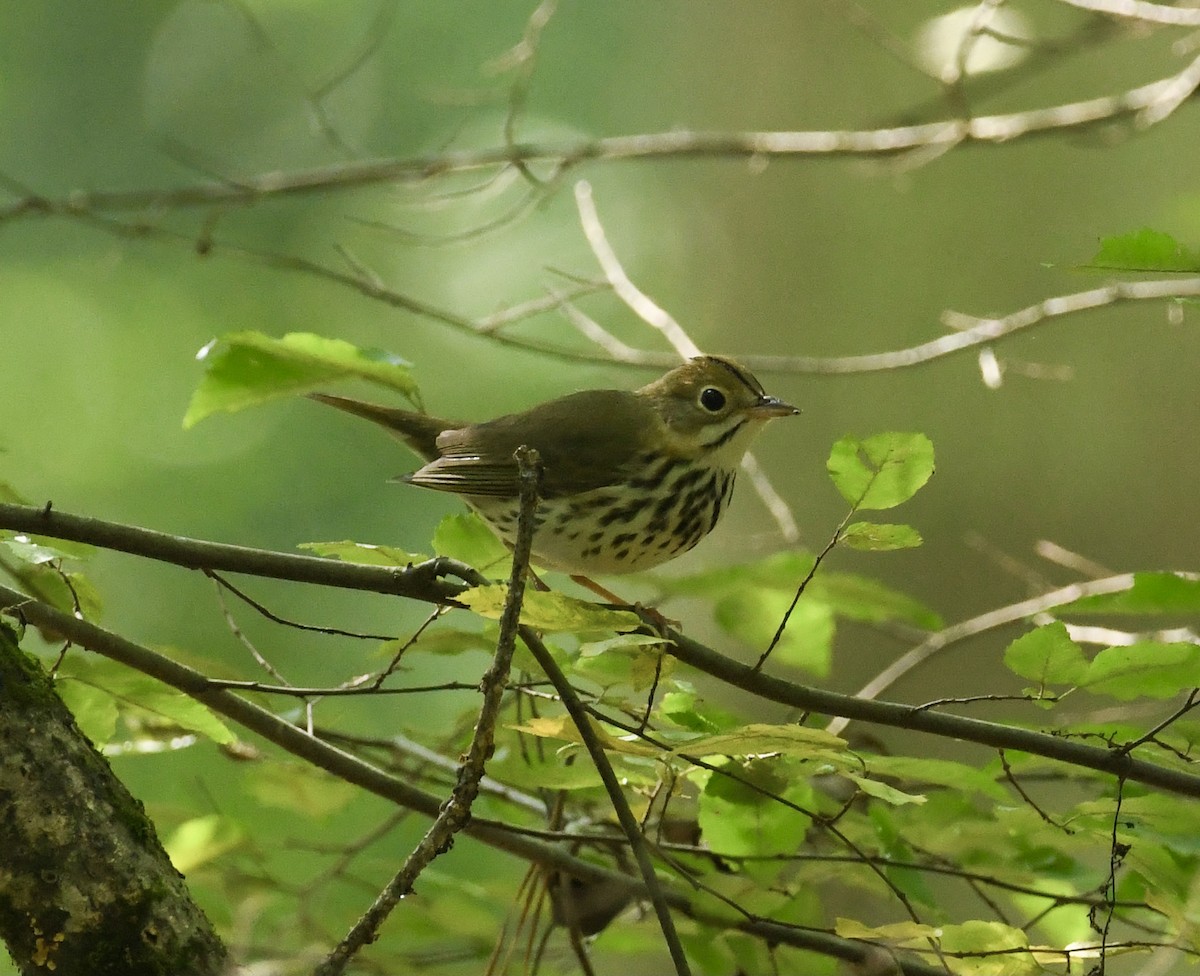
[310,356,798,578]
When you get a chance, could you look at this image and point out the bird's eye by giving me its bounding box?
[698,387,727,413]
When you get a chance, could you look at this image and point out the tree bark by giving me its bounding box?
[0,622,230,976]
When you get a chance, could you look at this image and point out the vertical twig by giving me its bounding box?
[313,447,543,976]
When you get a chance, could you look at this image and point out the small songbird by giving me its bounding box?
[310,356,798,576]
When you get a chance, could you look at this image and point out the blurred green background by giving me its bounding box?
[1,2,1198,971]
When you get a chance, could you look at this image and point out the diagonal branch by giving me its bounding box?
[0,580,952,976]
[3,503,1200,798]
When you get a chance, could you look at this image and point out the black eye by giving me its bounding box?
[698,387,727,412]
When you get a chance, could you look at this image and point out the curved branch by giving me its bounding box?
[1059,0,1200,25]
[53,203,1200,379]
[827,572,1143,734]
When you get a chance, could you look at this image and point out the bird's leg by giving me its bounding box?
[568,574,680,633]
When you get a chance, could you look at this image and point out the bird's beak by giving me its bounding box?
[749,395,800,419]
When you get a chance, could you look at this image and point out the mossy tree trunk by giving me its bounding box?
[0,622,230,976]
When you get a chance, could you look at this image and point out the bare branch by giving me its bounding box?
[1058,0,1200,26]
[826,573,1144,734]
[574,179,700,359]
[518,625,694,976]
[6,54,1198,221]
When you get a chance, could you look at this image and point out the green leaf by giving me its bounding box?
[839,521,923,551]
[1081,641,1200,700]
[510,714,658,757]
[1003,622,1088,687]
[432,512,511,571]
[299,539,428,565]
[811,572,943,629]
[697,759,815,857]
[246,761,357,818]
[1089,228,1200,273]
[485,751,603,790]
[460,584,640,632]
[1062,572,1200,615]
[0,536,82,565]
[654,550,816,598]
[674,723,847,761]
[185,331,420,427]
[659,689,742,734]
[2,562,104,619]
[1007,880,1094,950]
[715,589,834,677]
[55,655,235,746]
[826,433,935,510]
[573,634,671,690]
[165,815,244,873]
[847,774,927,806]
[834,918,938,945]
[0,533,103,617]
[56,679,120,744]
[937,920,1034,976]
[578,633,667,657]
[864,754,1008,800]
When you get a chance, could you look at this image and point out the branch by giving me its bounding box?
[4,504,1200,796]
[661,624,1200,798]
[0,502,469,605]
[6,53,1199,220]
[573,179,700,359]
[520,624,693,976]
[1058,0,1200,25]
[315,447,543,976]
[571,179,799,541]
[827,572,1145,734]
[0,582,950,976]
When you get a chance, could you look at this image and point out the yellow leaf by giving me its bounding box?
[461,585,640,632]
[674,723,847,761]
[510,715,658,757]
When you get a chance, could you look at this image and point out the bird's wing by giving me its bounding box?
[409,390,653,498]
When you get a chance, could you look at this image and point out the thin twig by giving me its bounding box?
[208,569,397,642]
[1115,687,1200,755]
[756,510,855,670]
[998,750,1071,831]
[518,626,694,976]
[574,179,700,358]
[313,446,543,976]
